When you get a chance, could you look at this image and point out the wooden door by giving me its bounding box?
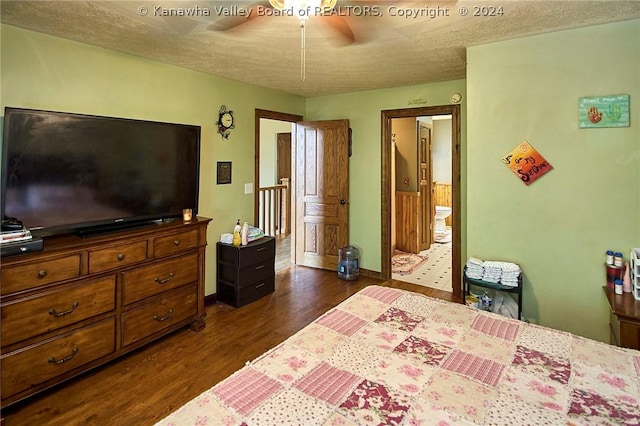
[294,120,350,270]
[418,124,433,250]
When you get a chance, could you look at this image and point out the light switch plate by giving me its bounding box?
[244,183,254,194]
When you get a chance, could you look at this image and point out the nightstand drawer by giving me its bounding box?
[121,285,197,347]
[218,258,274,288]
[238,260,275,288]
[89,241,148,273]
[1,255,81,295]
[1,318,115,399]
[238,276,275,306]
[238,238,275,267]
[218,275,275,308]
[1,276,116,347]
[218,238,275,267]
[122,253,198,305]
[154,229,199,258]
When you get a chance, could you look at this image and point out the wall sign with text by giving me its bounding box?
[579,94,630,128]
[217,161,232,184]
[502,141,553,186]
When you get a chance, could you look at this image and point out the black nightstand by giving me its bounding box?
[216,237,275,307]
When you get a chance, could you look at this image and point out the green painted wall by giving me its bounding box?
[0,24,305,296]
[259,119,293,187]
[3,19,638,344]
[467,19,640,342]
[305,81,468,273]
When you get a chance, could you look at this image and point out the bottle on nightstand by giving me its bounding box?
[232,220,242,246]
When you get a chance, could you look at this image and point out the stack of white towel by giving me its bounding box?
[465,257,521,286]
[498,262,521,287]
[465,257,484,279]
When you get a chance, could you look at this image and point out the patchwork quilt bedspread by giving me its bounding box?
[157,285,640,425]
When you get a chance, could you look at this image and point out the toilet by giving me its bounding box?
[434,206,452,243]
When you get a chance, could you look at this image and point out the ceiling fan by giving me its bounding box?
[208,0,459,79]
[208,0,384,46]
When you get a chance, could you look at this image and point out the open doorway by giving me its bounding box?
[254,109,302,271]
[391,115,453,290]
[381,105,462,302]
[255,110,351,274]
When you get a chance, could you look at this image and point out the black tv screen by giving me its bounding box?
[1,107,201,236]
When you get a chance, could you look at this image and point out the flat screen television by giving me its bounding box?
[1,107,201,237]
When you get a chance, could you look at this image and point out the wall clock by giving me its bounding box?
[217,105,235,139]
[450,92,463,104]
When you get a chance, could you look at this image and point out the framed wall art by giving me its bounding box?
[579,94,630,128]
[217,161,232,184]
[502,141,553,186]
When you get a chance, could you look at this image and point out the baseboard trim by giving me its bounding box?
[359,268,382,280]
[204,293,217,306]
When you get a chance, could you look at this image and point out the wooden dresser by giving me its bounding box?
[216,237,275,307]
[603,287,640,350]
[0,217,211,408]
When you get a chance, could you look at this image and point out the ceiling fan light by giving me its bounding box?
[268,0,287,9]
[269,0,337,13]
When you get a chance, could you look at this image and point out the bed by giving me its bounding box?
[156,285,640,425]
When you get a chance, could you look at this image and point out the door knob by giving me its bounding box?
[340,199,347,205]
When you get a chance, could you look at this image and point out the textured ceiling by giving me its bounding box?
[2,0,639,97]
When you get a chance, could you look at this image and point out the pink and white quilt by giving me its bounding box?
[156,285,640,425]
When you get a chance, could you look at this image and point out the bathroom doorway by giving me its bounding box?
[381,105,461,300]
[392,115,453,290]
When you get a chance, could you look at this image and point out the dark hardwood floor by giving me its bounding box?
[1,266,459,426]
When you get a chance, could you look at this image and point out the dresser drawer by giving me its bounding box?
[1,255,81,295]
[88,240,148,273]
[1,276,116,347]
[122,253,198,305]
[610,311,621,346]
[121,285,197,347]
[154,229,199,258]
[1,318,115,399]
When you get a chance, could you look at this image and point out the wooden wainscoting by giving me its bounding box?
[395,191,420,254]
[434,182,452,226]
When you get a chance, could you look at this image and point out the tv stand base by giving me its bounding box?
[75,219,162,238]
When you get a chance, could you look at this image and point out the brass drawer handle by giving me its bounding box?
[154,272,175,284]
[38,270,48,279]
[49,302,80,317]
[255,283,265,289]
[117,253,125,261]
[173,239,180,246]
[255,265,265,270]
[256,247,266,252]
[154,308,174,322]
[49,347,79,365]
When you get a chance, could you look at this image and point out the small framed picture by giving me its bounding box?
[217,161,232,184]
[579,94,630,128]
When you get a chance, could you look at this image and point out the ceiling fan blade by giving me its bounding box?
[160,15,200,35]
[318,15,355,45]
[207,1,269,32]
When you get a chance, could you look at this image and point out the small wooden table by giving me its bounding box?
[602,287,640,350]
